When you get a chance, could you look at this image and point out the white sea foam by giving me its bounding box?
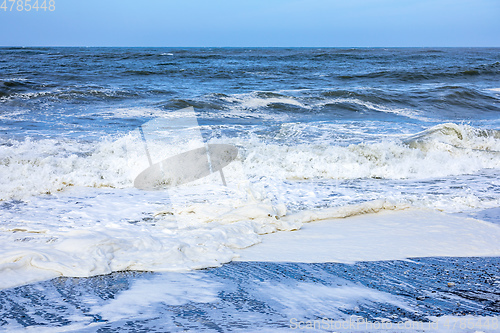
[0,122,499,289]
[220,92,308,111]
[0,183,297,289]
[318,97,430,121]
[256,281,410,319]
[95,106,165,119]
[2,123,498,201]
[0,109,30,121]
[1,192,498,290]
[217,90,433,122]
[236,208,500,263]
[239,123,500,182]
[92,273,222,321]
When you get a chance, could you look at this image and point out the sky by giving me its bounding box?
[0,0,499,47]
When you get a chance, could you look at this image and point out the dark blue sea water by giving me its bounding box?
[1,48,500,331]
[1,47,499,139]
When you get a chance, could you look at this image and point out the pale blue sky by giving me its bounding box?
[0,0,499,46]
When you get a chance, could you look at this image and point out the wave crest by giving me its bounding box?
[1,123,499,201]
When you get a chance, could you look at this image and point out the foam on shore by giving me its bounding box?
[236,208,500,263]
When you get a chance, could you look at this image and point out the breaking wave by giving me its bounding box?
[1,123,499,201]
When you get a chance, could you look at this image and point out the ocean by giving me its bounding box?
[1,47,499,331]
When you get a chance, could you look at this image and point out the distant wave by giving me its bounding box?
[339,62,500,81]
[158,88,499,120]
[0,82,174,102]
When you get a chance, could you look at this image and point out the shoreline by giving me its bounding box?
[1,257,499,332]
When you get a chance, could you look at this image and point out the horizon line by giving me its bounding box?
[1,45,499,48]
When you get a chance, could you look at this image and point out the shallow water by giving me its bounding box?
[1,258,499,332]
